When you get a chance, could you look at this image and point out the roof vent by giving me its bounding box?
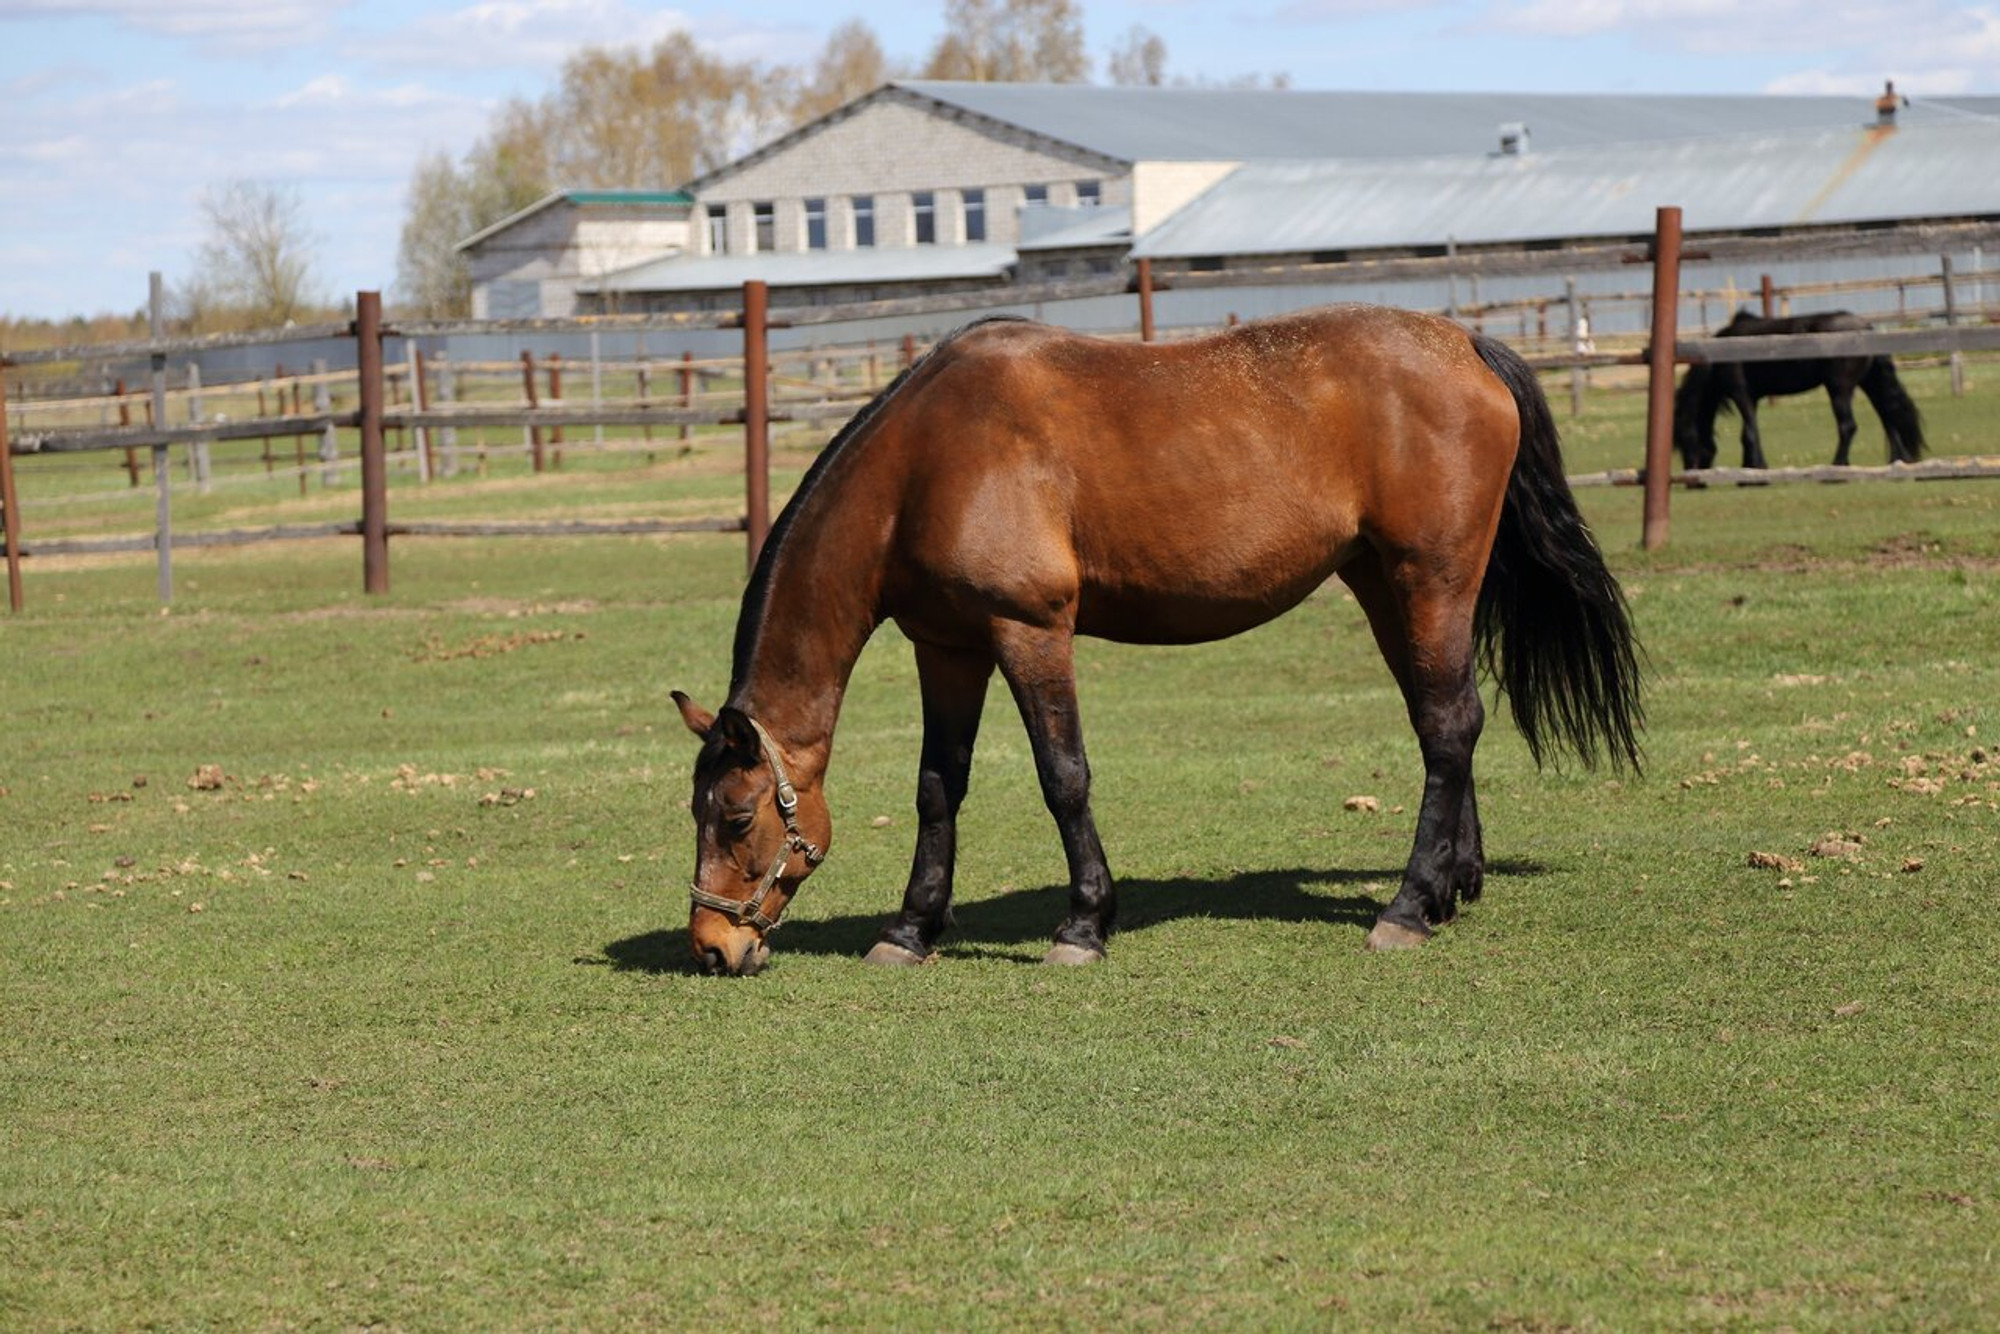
[1875,79,1907,127]
[1497,121,1530,156]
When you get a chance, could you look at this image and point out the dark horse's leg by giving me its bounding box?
[1340,551,1486,948]
[993,622,1115,964]
[867,641,994,964]
[1827,380,1860,466]
[1732,379,1768,470]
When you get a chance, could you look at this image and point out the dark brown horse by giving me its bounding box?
[673,306,1643,976]
[1674,310,1926,469]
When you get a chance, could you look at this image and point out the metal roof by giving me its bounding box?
[580,243,1018,295]
[1016,205,1131,251]
[1133,120,2000,259]
[456,189,694,253]
[901,81,1997,164]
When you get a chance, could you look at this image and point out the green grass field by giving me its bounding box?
[3,360,1998,1328]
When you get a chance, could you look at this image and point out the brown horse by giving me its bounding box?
[673,305,1643,976]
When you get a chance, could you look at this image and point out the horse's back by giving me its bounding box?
[882,306,1521,645]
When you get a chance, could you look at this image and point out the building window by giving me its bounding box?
[753,201,775,252]
[805,198,827,250]
[1024,184,1048,206]
[852,195,875,248]
[913,191,936,245]
[705,207,726,254]
[1076,180,1102,207]
[963,188,986,243]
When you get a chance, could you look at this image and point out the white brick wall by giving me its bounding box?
[696,95,1126,257]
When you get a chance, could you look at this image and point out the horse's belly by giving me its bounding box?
[1075,546,1354,644]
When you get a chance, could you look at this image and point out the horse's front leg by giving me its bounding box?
[994,622,1114,964]
[867,641,994,965]
[1737,392,1768,469]
[1827,384,1859,466]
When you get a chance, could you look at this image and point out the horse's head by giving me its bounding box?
[1673,365,1717,469]
[673,691,831,976]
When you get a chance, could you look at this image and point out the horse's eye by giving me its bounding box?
[725,811,756,836]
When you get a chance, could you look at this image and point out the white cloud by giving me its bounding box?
[1487,1,2000,95]
[354,0,692,71]
[0,0,349,51]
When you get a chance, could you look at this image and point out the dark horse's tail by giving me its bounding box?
[1860,357,1926,462]
[1471,333,1645,772]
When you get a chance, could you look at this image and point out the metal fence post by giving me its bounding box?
[1642,206,1683,552]
[0,360,23,612]
[357,291,389,594]
[743,279,771,572]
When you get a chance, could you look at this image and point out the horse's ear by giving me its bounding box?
[672,690,715,739]
[711,707,761,763]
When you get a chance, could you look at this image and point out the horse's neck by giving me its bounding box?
[729,468,892,781]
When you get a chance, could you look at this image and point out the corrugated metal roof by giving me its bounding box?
[581,243,1017,294]
[1133,120,2000,259]
[901,81,1995,164]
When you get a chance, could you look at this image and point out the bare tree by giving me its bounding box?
[925,0,1090,83]
[396,150,473,318]
[792,19,893,124]
[1106,25,1169,87]
[192,179,319,326]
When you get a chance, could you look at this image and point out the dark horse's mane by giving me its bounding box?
[727,315,1033,692]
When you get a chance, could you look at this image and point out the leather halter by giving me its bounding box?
[687,717,824,933]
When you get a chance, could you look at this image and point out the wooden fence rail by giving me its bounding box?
[7,237,2000,613]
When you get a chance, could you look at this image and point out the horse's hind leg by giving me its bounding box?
[1339,552,1486,949]
[992,622,1115,964]
[868,641,994,965]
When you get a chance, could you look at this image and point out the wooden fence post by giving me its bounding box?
[1942,254,1965,396]
[116,378,140,486]
[312,358,339,488]
[1137,257,1156,343]
[434,351,458,478]
[357,291,389,595]
[743,280,771,571]
[520,350,544,472]
[1565,277,1584,419]
[679,350,694,451]
[0,361,23,612]
[1642,206,1683,552]
[547,352,565,469]
[1760,273,1776,318]
[149,271,173,604]
[409,346,432,483]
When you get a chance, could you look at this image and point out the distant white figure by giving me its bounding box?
[1573,314,1595,356]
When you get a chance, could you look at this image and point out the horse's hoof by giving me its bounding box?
[1365,920,1431,951]
[863,941,933,967]
[1043,943,1105,966]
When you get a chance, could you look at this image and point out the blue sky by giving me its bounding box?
[4,0,1998,320]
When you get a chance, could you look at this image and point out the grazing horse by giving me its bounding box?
[673,305,1644,976]
[1675,310,1926,469]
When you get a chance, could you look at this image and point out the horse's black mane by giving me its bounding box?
[727,314,1033,692]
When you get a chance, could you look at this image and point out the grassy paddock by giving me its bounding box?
[3,374,1999,1327]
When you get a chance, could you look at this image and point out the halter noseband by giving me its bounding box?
[688,717,824,933]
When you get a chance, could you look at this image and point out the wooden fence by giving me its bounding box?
[6,220,2000,612]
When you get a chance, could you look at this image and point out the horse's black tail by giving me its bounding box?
[1471,333,1645,772]
[1860,357,1926,462]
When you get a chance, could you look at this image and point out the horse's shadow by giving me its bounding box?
[600,860,1549,974]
